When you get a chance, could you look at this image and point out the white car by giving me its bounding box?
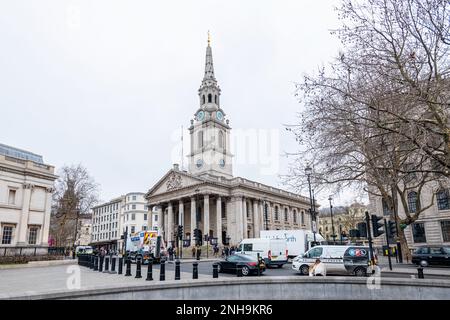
[292,245,373,277]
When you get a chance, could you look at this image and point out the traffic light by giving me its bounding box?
[371,214,385,237]
[357,222,367,238]
[388,221,397,238]
[178,225,183,240]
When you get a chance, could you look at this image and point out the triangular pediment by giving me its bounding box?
[146,169,204,198]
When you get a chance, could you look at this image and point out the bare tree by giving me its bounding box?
[284,0,449,260]
[50,164,99,250]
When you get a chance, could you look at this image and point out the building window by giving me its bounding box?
[218,131,224,148]
[284,208,288,222]
[131,226,135,234]
[198,131,204,148]
[293,210,297,223]
[202,95,205,104]
[132,195,136,201]
[8,189,16,205]
[214,95,217,104]
[441,221,450,242]
[274,206,279,221]
[142,226,147,231]
[301,211,305,225]
[382,198,392,216]
[246,202,250,218]
[144,214,148,220]
[408,191,419,213]
[1,226,13,244]
[208,93,212,103]
[28,227,38,245]
[412,223,426,243]
[437,189,450,210]
[132,204,136,210]
[155,215,158,222]
[132,213,136,220]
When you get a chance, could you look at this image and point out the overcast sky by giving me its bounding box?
[0,0,367,206]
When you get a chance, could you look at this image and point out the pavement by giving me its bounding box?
[1,258,450,299]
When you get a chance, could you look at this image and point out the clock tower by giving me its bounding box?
[188,34,233,178]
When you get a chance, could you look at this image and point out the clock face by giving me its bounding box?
[196,159,203,168]
[219,158,225,167]
[216,111,224,121]
[197,111,205,121]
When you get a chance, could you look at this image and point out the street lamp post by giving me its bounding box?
[305,165,317,244]
[328,196,336,244]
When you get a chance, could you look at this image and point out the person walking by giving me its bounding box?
[224,246,229,257]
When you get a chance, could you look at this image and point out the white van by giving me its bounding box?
[237,238,288,268]
[260,229,326,258]
[291,245,373,277]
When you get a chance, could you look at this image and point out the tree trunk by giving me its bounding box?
[398,228,411,262]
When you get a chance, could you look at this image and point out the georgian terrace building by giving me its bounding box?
[0,143,57,255]
[145,38,313,248]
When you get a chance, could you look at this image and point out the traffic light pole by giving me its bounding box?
[384,218,393,271]
[365,212,375,268]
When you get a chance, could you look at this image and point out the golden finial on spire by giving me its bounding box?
[207,30,211,46]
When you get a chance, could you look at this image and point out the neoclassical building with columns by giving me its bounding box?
[145,38,312,247]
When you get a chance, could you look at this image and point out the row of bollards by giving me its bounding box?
[78,254,238,280]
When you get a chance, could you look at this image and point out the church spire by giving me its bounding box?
[203,31,216,82]
[198,31,221,109]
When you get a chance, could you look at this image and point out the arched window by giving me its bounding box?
[198,131,203,148]
[284,208,288,222]
[274,206,279,221]
[202,95,205,104]
[408,191,419,213]
[218,131,224,148]
[437,189,450,210]
[208,94,212,103]
[301,211,305,225]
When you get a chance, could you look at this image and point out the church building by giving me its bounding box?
[145,36,313,247]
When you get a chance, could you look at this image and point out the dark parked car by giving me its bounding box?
[217,253,265,276]
[412,246,450,267]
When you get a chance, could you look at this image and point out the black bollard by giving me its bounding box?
[146,259,153,281]
[99,256,104,272]
[93,255,98,271]
[193,262,198,279]
[103,256,110,273]
[160,259,166,281]
[110,257,117,274]
[418,267,424,279]
[135,259,142,278]
[125,258,132,276]
[213,263,219,278]
[175,260,181,280]
[236,263,243,277]
[257,253,261,276]
[118,257,123,275]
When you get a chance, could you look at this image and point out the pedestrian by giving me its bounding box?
[168,246,173,261]
[213,245,219,258]
[224,246,229,257]
[309,258,326,277]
